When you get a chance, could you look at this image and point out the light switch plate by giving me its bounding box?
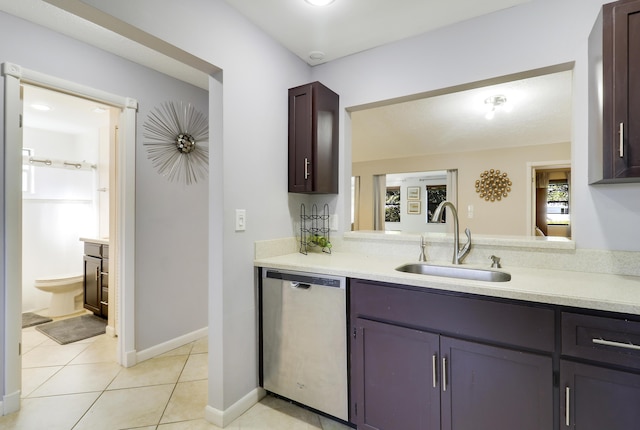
[235,209,246,231]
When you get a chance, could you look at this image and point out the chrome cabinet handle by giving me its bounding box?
[592,337,640,351]
[432,354,437,388]
[442,356,447,392]
[565,386,570,426]
[95,267,100,282]
[304,157,310,179]
[100,301,108,306]
[619,122,624,157]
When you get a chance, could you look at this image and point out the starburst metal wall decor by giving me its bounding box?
[143,101,209,185]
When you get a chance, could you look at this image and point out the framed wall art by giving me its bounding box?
[407,186,420,200]
[407,201,421,214]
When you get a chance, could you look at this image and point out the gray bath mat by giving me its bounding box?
[22,312,53,328]
[36,314,106,344]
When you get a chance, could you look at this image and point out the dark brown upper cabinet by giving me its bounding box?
[589,0,640,183]
[288,82,339,193]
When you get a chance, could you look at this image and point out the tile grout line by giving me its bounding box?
[153,342,194,428]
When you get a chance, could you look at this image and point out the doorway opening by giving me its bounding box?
[21,84,118,329]
[3,62,137,414]
[528,162,571,238]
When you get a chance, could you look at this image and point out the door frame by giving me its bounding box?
[526,160,571,236]
[2,62,137,414]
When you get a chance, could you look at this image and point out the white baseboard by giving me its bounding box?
[205,388,266,428]
[2,389,20,415]
[105,324,116,338]
[136,327,208,363]
[123,349,137,368]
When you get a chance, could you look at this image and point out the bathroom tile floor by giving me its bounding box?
[0,325,352,430]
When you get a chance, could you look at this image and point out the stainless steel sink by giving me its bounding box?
[395,263,511,282]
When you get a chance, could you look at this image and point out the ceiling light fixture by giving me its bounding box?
[305,0,335,6]
[484,95,507,120]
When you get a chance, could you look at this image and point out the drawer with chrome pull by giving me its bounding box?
[562,312,640,370]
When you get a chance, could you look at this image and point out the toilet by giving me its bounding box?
[35,274,84,317]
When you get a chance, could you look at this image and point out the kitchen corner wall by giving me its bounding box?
[0,9,208,404]
[75,0,313,417]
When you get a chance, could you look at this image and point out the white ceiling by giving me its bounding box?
[22,85,115,135]
[222,0,530,65]
[352,69,573,163]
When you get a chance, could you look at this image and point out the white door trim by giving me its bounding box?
[2,62,137,414]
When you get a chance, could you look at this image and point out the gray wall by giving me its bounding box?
[0,10,209,399]
[311,0,640,252]
[78,0,313,411]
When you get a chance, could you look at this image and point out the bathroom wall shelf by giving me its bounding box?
[299,203,332,255]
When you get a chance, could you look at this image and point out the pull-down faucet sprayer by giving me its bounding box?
[431,201,471,264]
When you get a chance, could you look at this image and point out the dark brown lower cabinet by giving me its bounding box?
[350,279,555,430]
[353,317,552,430]
[441,337,552,430]
[83,255,102,315]
[348,278,640,430]
[560,361,640,429]
[83,241,108,318]
[354,318,440,430]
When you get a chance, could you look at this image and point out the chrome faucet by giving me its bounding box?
[431,201,471,264]
[419,235,427,262]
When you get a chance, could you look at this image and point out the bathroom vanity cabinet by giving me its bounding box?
[590,0,640,182]
[350,279,554,430]
[83,241,108,318]
[288,81,339,194]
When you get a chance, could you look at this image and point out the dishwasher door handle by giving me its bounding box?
[290,282,311,289]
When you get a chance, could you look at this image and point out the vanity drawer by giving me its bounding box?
[562,312,640,370]
[84,242,102,258]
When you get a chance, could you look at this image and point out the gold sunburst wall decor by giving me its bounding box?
[143,101,209,185]
[475,169,512,201]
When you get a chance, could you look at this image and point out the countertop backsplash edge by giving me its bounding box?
[255,235,640,277]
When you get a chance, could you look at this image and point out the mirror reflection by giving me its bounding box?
[350,66,573,237]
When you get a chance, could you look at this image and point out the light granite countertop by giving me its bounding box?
[79,237,109,245]
[254,250,640,316]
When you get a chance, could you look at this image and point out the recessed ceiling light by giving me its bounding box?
[30,103,51,111]
[309,51,326,61]
[305,0,335,6]
[93,107,108,113]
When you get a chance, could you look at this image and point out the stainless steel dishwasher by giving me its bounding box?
[261,268,348,421]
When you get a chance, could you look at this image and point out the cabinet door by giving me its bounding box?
[288,82,339,193]
[83,255,101,314]
[353,318,440,430]
[441,337,552,430]
[288,84,313,193]
[604,0,640,179]
[561,360,640,429]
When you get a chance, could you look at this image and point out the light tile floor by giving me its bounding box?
[0,325,352,429]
